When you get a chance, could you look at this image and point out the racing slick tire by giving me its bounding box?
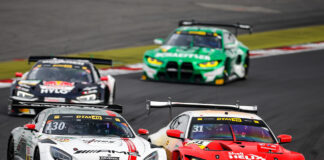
[7,136,14,160]
[241,51,250,80]
[34,147,40,160]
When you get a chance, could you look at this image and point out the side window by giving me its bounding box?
[35,112,46,131]
[170,115,190,133]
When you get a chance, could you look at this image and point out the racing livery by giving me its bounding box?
[8,56,116,116]
[142,20,252,85]
[147,101,305,160]
[7,107,166,160]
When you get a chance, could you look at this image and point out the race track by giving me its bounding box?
[1,50,324,159]
[1,0,324,160]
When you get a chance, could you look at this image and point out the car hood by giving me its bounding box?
[182,140,303,160]
[148,45,225,62]
[42,135,148,160]
[16,80,100,99]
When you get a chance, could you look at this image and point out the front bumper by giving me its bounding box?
[143,63,225,84]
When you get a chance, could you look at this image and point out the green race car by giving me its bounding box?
[142,20,252,85]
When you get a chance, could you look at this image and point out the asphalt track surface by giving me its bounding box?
[1,0,324,61]
[1,0,324,160]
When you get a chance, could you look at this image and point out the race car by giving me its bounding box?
[7,107,167,160]
[8,56,117,116]
[146,101,305,160]
[142,20,252,85]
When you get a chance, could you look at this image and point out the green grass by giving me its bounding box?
[1,24,324,80]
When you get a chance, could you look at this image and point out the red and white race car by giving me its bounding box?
[147,101,305,160]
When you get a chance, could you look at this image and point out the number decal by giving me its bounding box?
[48,122,65,130]
[192,125,203,132]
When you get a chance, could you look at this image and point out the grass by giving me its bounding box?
[1,24,324,80]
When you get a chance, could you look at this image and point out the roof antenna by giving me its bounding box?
[236,100,240,110]
[146,99,151,116]
[168,97,173,121]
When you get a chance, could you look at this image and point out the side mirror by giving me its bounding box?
[277,134,292,144]
[138,129,149,135]
[153,38,164,45]
[166,129,184,139]
[100,76,108,81]
[24,124,36,131]
[15,72,23,78]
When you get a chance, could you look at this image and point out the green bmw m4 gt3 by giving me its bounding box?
[142,20,252,85]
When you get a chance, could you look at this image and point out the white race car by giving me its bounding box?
[7,107,166,160]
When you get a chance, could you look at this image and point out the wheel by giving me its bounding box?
[242,52,250,79]
[34,147,40,160]
[7,137,14,160]
[112,82,116,104]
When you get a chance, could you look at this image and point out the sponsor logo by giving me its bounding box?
[217,117,242,122]
[74,150,140,157]
[83,139,115,144]
[228,152,265,160]
[40,81,74,94]
[76,115,103,120]
[100,154,119,160]
[155,53,211,61]
[43,81,74,87]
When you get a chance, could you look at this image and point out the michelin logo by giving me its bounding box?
[155,53,211,61]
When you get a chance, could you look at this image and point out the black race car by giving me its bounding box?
[8,56,116,116]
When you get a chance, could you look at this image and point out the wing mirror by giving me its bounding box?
[100,76,108,81]
[153,38,164,45]
[138,128,149,135]
[166,129,184,139]
[277,134,292,144]
[15,72,23,78]
[24,124,36,131]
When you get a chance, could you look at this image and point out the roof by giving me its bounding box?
[43,107,120,117]
[176,26,228,34]
[183,110,262,120]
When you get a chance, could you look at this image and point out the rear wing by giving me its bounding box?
[28,56,112,65]
[178,20,253,35]
[146,100,257,120]
[15,101,123,113]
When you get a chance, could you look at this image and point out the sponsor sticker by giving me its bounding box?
[228,152,265,160]
[76,115,103,120]
[216,117,242,122]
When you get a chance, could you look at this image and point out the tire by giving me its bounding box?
[112,82,116,104]
[7,137,14,160]
[34,147,40,160]
[242,52,250,79]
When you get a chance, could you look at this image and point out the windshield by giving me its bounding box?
[43,114,134,138]
[27,64,93,83]
[189,117,275,143]
[165,32,222,48]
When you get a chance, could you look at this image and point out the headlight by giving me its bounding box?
[144,151,158,160]
[50,146,72,160]
[76,94,96,101]
[147,57,163,66]
[199,61,219,68]
[16,91,34,99]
